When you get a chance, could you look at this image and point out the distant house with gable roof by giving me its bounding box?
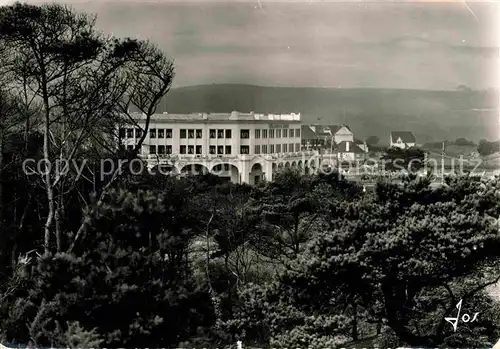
[337,140,366,161]
[390,131,416,149]
[301,124,355,150]
[301,125,324,150]
[301,123,368,163]
[328,125,354,144]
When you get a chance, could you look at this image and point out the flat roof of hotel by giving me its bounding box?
[127,111,301,123]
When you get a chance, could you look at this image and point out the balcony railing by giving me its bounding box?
[145,154,240,161]
[143,151,319,162]
[146,154,178,160]
[276,151,317,158]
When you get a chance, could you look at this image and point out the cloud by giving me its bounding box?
[3,0,498,89]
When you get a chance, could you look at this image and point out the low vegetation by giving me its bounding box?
[0,165,500,348]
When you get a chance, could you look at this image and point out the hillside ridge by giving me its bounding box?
[137,84,499,143]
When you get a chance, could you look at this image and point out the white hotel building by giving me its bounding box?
[118,111,320,184]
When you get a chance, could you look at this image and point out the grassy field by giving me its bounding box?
[483,152,500,168]
[423,144,477,157]
[421,144,500,170]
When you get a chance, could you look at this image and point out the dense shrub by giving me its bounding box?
[0,162,499,348]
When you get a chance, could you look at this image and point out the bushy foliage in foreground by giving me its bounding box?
[224,175,500,348]
[0,170,499,348]
[1,186,215,347]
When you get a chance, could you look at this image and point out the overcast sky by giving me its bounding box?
[9,0,500,90]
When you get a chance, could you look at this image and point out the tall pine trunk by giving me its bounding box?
[351,302,358,341]
[42,78,55,256]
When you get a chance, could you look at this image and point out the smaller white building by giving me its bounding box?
[301,124,355,150]
[390,131,416,149]
[330,125,354,144]
[337,140,366,161]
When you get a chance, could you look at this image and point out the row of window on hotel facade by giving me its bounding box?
[126,143,302,155]
[119,128,301,139]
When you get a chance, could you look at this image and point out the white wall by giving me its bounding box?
[121,120,302,157]
[390,140,415,149]
[334,126,354,143]
[119,115,317,184]
[338,152,355,161]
